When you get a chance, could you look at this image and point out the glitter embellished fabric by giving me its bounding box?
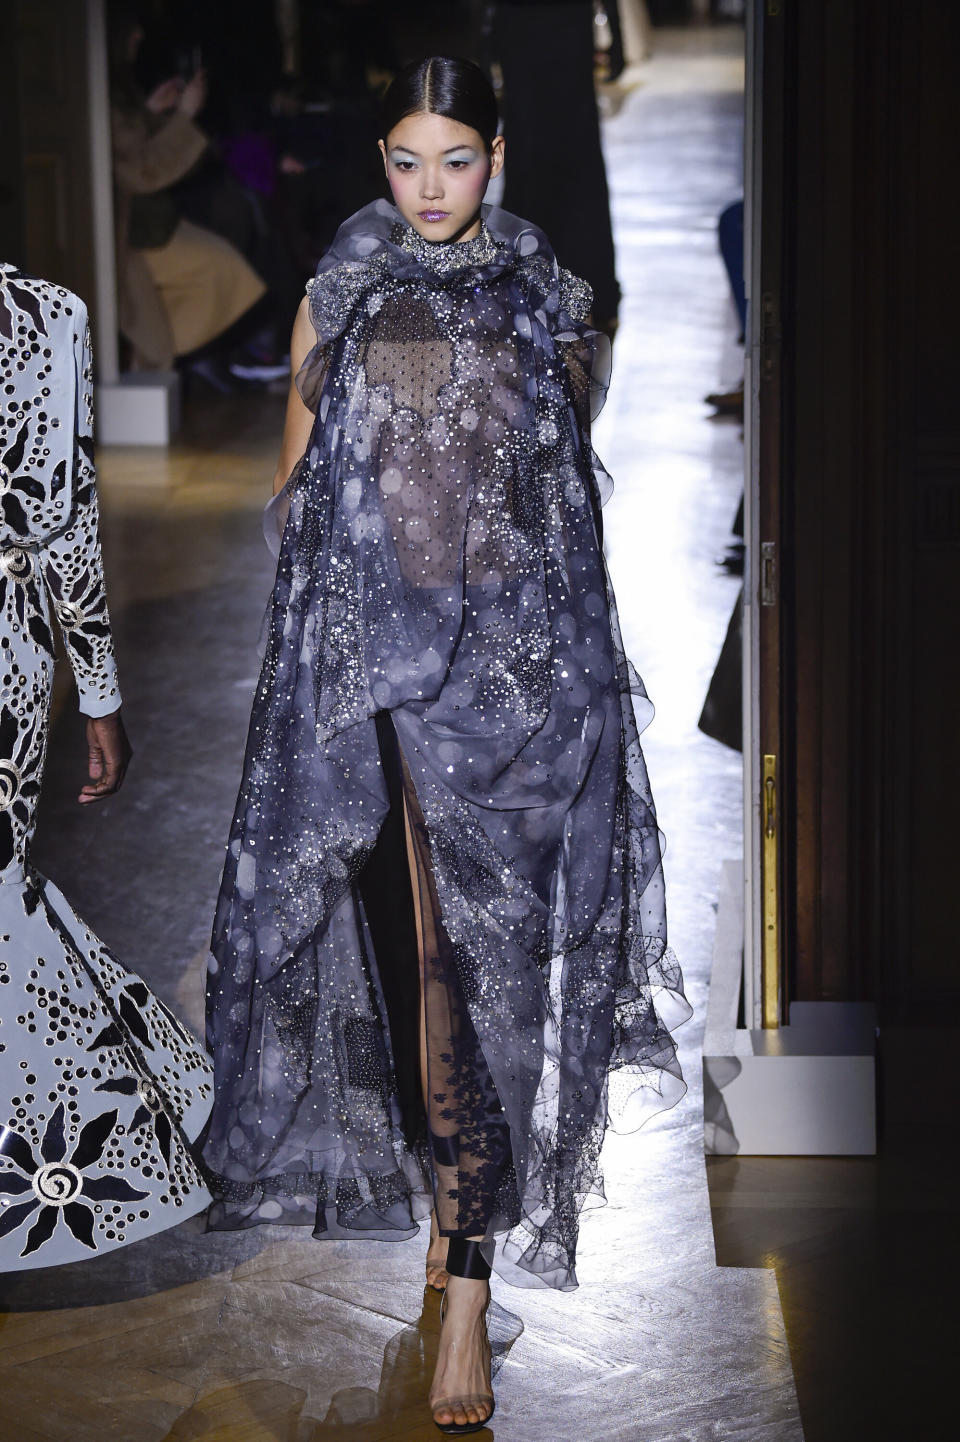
[0,266,213,1269]
[202,201,691,1289]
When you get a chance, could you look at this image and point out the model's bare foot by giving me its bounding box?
[426,1208,450,1292]
[429,1275,493,1430]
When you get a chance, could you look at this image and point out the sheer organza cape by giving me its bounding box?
[201,199,691,1289]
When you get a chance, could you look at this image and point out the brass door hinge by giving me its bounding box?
[762,753,780,1027]
[759,291,781,382]
[760,540,777,605]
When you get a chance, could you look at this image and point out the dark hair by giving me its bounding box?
[106,0,145,111]
[379,56,499,150]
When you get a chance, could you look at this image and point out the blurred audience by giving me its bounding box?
[107,2,266,376]
[105,0,636,372]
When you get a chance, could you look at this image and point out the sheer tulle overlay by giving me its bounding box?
[202,200,691,1289]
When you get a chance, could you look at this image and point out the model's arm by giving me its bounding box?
[39,314,131,801]
[272,296,323,495]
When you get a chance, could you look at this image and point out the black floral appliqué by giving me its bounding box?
[0,268,48,342]
[0,700,44,871]
[47,563,112,672]
[0,1102,148,1258]
[93,1074,176,1168]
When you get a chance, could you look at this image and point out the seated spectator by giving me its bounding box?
[108,3,266,372]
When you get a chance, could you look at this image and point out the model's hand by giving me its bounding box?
[145,77,184,114]
[79,712,133,804]
[177,69,208,119]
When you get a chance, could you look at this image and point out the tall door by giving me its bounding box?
[744,0,960,1030]
[743,0,788,1029]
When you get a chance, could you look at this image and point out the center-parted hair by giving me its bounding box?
[379,56,499,150]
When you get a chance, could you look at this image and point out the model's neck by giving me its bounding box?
[453,215,483,243]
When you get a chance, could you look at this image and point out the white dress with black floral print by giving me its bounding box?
[0,263,212,1270]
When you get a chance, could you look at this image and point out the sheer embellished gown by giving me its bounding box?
[0,265,212,1270]
[202,201,691,1289]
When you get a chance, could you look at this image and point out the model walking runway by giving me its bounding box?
[201,55,691,1431]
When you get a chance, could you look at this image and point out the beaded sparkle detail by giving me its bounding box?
[393,220,502,277]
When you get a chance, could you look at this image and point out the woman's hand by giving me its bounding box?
[78,712,133,805]
[177,69,208,120]
[145,77,184,115]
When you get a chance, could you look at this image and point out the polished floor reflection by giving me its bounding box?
[0,25,804,1442]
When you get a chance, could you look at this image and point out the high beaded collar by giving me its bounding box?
[392,220,501,277]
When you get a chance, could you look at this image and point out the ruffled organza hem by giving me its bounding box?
[202,966,691,1292]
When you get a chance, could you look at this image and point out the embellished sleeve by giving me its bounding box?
[296,258,380,413]
[555,268,609,433]
[295,272,334,412]
[558,266,593,324]
[39,314,121,717]
[294,202,403,413]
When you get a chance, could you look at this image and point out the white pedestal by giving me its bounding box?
[703,860,877,1155]
[95,371,180,446]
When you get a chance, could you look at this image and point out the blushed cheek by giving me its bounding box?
[387,171,416,209]
[459,169,489,206]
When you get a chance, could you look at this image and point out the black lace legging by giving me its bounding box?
[381,710,515,1242]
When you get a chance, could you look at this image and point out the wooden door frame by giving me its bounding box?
[743,0,788,1028]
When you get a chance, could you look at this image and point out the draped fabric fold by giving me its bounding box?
[202,201,691,1289]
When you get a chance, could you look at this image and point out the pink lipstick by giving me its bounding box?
[418,210,450,223]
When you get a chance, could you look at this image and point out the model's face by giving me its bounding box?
[379,111,504,243]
